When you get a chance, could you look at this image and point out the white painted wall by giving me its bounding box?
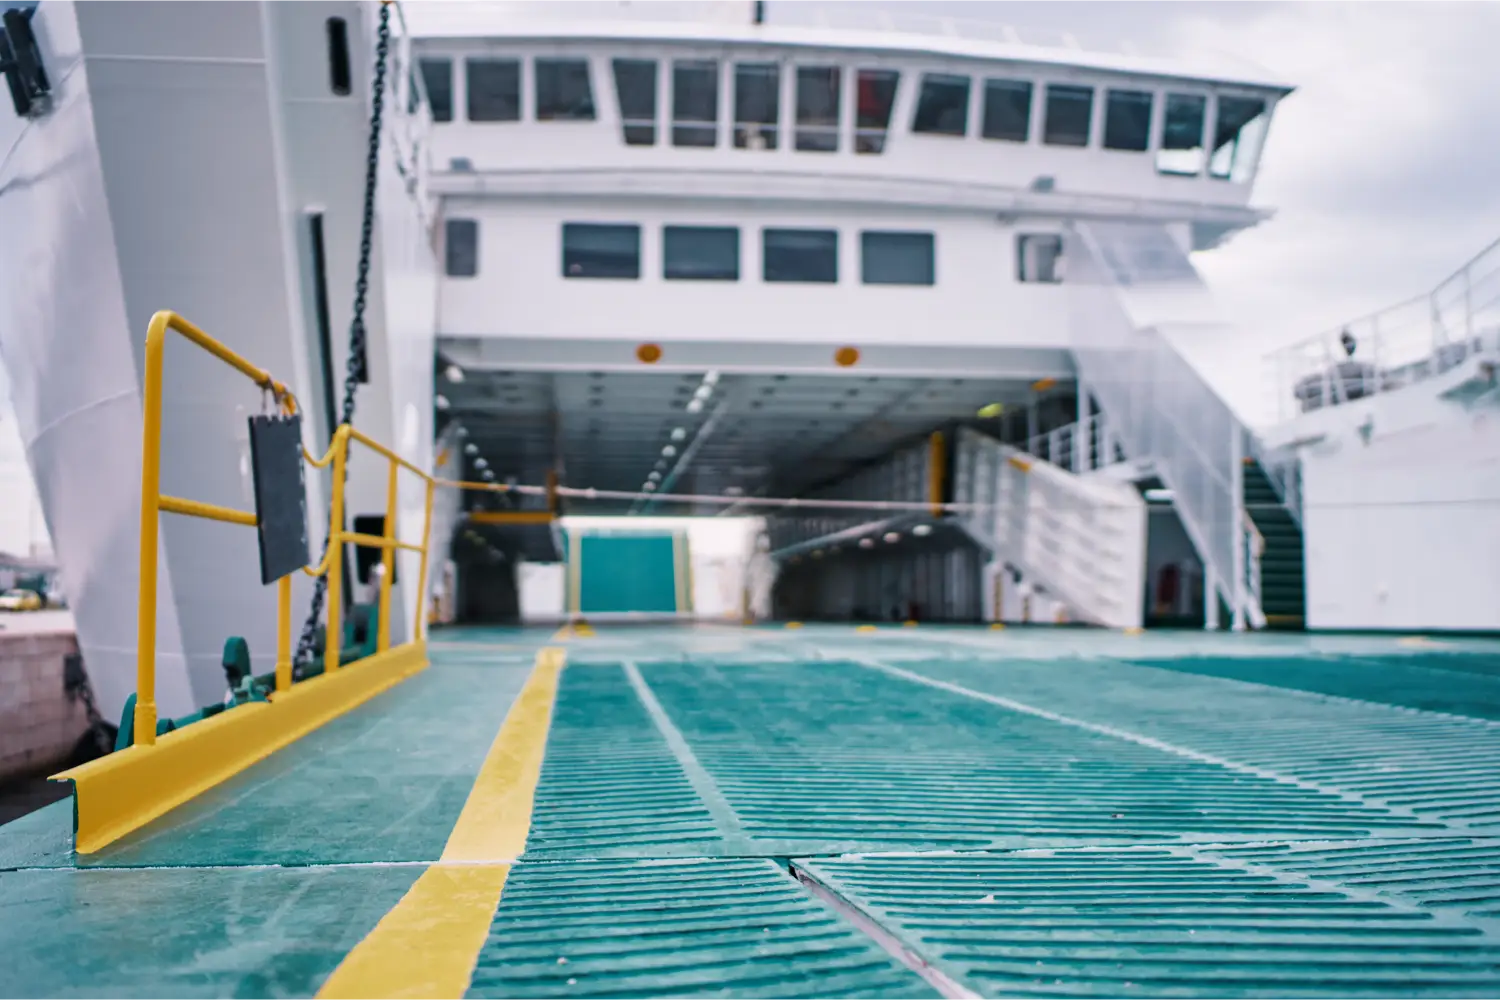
[519,562,566,622]
[1286,370,1500,632]
[440,198,1069,349]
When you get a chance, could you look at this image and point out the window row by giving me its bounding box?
[444,221,1068,286]
[418,54,1269,179]
[444,221,938,285]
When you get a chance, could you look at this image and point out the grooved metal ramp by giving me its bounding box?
[469,859,937,999]
[797,846,1500,997]
[6,627,1500,999]
[525,657,1447,860]
[500,631,1500,998]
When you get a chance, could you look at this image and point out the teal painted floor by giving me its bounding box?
[4,625,1500,997]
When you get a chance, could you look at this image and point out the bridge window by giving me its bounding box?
[1017,234,1063,284]
[536,58,595,121]
[466,58,520,122]
[419,58,453,122]
[673,60,719,147]
[795,66,841,152]
[562,224,640,279]
[1158,93,1206,176]
[862,232,934,286]
[734,62,779,149]
[763,228,838,283]
[1210,95,1269,182]
[664,226,740,281]
[1103,89,1152,152]
[913,73,970,137]
[445,219,478,277]
[1043,84,1093,147]
[855,69,899,153]
[612,58,657,145]
[981,78,1032,142]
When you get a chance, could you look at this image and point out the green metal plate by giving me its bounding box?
[1127,652,1500,720]
[799,844,1500,997]
[895,655,1500,833]
[526,657,1440,861]
[467,858,936,999]
[0,864,418,998]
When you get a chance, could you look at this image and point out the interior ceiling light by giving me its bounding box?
[474,458,488,469]
[435,394,450,411]
[445,364,465,383]
[976,402,1004,419]
[464,443,478,455]
[455,426,467,438]
[662,445,677,457]
[643,482,657,491]
[1144,488,1174,503]
[724,486,744,496]
[685,399,704,414]
[648,471,661,482]
[913,523,933,537]
[693,385,712,400]
[703,370,721,386]
[883,531,901,544]
[859,537,875,549]
[670,427,686,441]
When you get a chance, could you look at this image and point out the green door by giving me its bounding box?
[573,532,687,614]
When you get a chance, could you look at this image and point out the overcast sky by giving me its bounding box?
[2,0,1496,553]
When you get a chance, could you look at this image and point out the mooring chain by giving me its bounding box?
[293,3,391,669]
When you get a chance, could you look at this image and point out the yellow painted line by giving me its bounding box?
[855,625,878,633]
[1398,636,1447,648]
[318,647,565,999]
[317,865,511,1000]
[443,645,563,861]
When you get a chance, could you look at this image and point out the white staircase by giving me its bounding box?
[952,428,1146,629]
[1066,220,1267,630]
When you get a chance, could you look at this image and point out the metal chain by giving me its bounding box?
[63,654,113,754]
[293,3,391,668]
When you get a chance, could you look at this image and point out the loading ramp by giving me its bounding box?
[6,625,1500,998]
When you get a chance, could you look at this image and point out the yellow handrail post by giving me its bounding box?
[325,428,349,673]
[274,574,293,693]
[414,479,434,642]
[376,458,398,652]
[134,313,171,746]
[928,430,946,518]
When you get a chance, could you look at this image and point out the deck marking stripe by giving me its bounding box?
[316,864,511,1000]
[441,646,565,862]
[621,660,751,847]
[317,647,564,1000]
[845,653,1465,833]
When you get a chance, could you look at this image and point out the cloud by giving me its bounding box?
[1178,3,1500,305]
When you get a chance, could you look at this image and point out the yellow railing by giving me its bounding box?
[134,311,442,745]
[134,310,563,749]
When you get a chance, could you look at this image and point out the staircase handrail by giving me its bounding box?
[1070,221,1259,628]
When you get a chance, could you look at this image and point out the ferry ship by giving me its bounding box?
[1,2,1498,997]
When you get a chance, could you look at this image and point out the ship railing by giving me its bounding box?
[417,0,1152,59]
[1069,221,1259,630]
[54,310,550,855]
[130,311,438,748]
[1024,412,1123,473]
[1267,234,1500,422]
